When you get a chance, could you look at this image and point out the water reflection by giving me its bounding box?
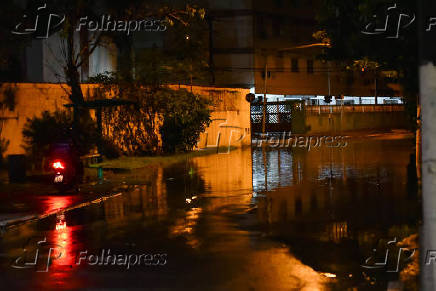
[170,207,202,248]
[0,138,418,290]
[51,213,74,268]
[253,138,419,288]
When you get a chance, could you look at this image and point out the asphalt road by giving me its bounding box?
[0,138,419,290]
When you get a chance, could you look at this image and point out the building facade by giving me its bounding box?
[208,0,402,103]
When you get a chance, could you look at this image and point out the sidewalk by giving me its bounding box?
[0,169,139,229]
[0,148,219,229]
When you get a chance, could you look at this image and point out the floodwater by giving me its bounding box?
[0,136,419,290]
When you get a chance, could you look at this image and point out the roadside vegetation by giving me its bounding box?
[18,0,212,170]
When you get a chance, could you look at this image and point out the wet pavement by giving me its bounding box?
[0,136,419,290]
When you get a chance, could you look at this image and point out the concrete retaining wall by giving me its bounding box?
[0,83,251,156]
[305,111,409,134]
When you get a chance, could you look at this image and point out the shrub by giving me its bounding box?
[92,72,212,155]
[0,138,9,167]
[100,137,121,159]
[159,88,211,153]
[22,110,98,168]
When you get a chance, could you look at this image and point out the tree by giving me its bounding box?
[36,0,207,143]
[0,84,18,164]
[316,0,419,125]
[0,2,28,82]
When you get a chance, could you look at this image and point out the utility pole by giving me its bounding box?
[327,61,331,96]
[374,68,378,105]
[420,1,436,289]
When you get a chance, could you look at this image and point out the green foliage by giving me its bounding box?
[102,95,162,156]
[100,138,121,159]
[319,0,418,84]
[0,85,17,165]
[76,1,211,155]
[158,88,211,153]
[22,110,97,166]
[92,72,211,155]
[316,0,419,128]
[0,85,17,111]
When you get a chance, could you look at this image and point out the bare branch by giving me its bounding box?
[76,32,103,69]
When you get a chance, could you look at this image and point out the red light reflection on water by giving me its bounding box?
[43,196,74,216]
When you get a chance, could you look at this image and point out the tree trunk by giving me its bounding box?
[65,24,85,105]
[115,34,134,81]
[63,22,90,145]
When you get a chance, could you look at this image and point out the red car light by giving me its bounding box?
[52,161,65,169]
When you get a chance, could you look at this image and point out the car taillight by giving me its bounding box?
[52,161,65,169]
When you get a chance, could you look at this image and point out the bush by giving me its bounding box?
[100,137,121,159]
[159,88,211,153]
[22,110,98,168]
[91,73,212,155]
[0,138,9,167]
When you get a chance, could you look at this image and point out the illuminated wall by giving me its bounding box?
[169,85,252,149]
[0,83,251,155]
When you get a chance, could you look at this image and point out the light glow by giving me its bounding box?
[52,161,65,169]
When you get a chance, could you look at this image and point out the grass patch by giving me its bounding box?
[90,147,235,170]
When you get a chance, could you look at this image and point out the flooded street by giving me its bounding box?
[0,136,418,290]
